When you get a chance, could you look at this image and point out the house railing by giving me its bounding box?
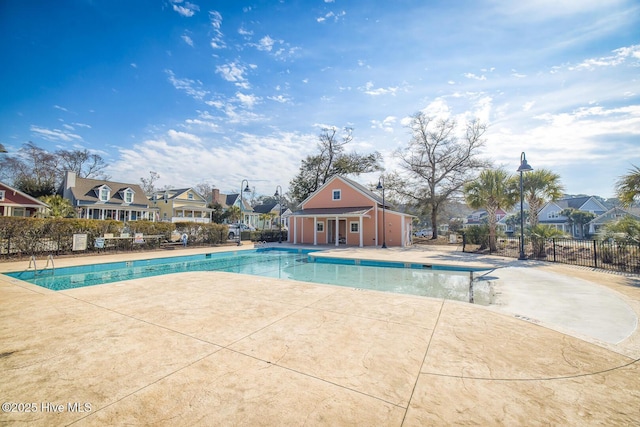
[170,217,210,223]
[462,234,640,274]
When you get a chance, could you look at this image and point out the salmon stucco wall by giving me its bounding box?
[303,182,372,209]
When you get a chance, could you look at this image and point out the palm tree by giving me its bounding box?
[39,195,76,218]
[521,169,564,228]
[226,205,241,224]
[615,164,640,207]
[529,224,567,257]
[464,169,518,251]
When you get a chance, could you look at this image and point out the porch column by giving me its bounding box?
[313,216,318,245]
[359,216,363,247]
[335,216,339,247]
[375,205,379,247]
[401,215,406,247]
[293,217,298,244]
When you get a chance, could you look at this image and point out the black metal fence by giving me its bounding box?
[462,235,640,274]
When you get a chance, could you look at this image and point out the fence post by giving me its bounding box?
[462,232,466,252]
[593,240,598,269]
[552,238,556,262]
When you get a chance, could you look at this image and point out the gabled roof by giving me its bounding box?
[68,177,149,206]
[300,175,388,208]
[253,202,278,214]
[590,207,640,224]
[554,196,607,212]
[0,181,49,208]
[226,193,253,211]
[151,188,206,201]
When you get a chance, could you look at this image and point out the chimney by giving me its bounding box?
[212,188,220,204]
[62,171,76,200]
[65,170,76,190]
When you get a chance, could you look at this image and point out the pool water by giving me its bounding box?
[5,249,492,304]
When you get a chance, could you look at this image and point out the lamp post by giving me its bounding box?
[237,179,250,246]
[517,152,533,260]
[376,177,387,249]
[274,185,283,243]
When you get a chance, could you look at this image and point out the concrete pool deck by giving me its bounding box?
[0,243,639,425]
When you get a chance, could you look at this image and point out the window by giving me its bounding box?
[188,193,194,200]
[99,187,110,202]
[547,211,559,219]
[332,189,341,201]
[316,222,324,232]
[0,190,4,201]
[123,189,133,204]
[350,222,359,233]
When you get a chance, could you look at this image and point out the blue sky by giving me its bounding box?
[1,0,638,199]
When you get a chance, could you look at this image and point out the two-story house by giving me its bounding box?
[0,181,49,217]
[538,196,607,238]
[60,171,156,221]
[288,175,414,247]
[150,188,212,223]
[253,202,292,230]
[588,207,640,235]
[211,189,258,227]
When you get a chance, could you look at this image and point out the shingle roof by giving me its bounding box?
[70,177,150,207]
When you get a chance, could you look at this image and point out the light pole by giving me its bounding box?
[274,185,283,243]
[376,177,387,249]
[237,179,250,246]
[517,152,533,260]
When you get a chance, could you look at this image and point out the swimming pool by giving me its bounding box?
[5,248,493,304]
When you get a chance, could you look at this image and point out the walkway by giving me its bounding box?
[0,244,639,425]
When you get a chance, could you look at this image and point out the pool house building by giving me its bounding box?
[288,175,414,247]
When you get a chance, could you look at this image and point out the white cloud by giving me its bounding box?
[463,73,487,81]
[267,95,292,104]
[236,92,260,109]
[361,81,400,96]
[170,0,199,17]
[181,34,194,47]
[209,11,226,49]
[316,10,346,23]
[53,105,68,112]
[165,69,208,100]
[109,129,318,195]
[256,35,276,52]
[570,44,640,70]
[371,116,397,133]
[216,62,251,89]
[30,125,82,142]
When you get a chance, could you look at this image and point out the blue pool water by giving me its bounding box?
[5,248,492,304]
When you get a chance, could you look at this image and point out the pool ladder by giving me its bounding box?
[27,254,55,276]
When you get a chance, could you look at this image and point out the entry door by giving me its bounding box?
[327,219,346,244]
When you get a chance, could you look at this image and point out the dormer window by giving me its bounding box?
[99,186,111,202]
[123,189,134,204]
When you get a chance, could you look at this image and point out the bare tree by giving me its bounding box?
[140,171,161,196]
[55,148,110,180]
[289,127,382,203]
[0,141,58,197]
[392,112,490,239]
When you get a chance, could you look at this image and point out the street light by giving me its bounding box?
[517,152,533,260]
[237,179,251,246]
[274,185,283,243]
[376,177,387,249]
